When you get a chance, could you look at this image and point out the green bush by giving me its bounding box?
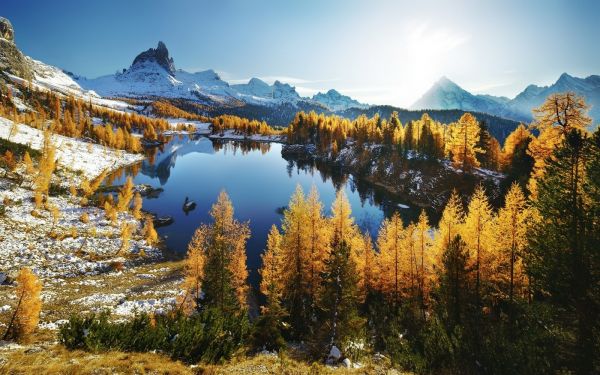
[59,309,250,364]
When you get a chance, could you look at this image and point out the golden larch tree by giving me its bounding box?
[143,216,158,246]
[501,124,531,170]
[449,113,483,171]
[304,186,330,308]
[260,225,285,303]
[33,128,56,208]
[496,183,530,303]
[181,224,206,313]
[415,210,433,312]
[376,212,405,304]
[433,190,465,272]
[116,176,134,212]
[132,192,143,220]
[527,92,591,198]
[200,191,250,310]
[354,233,377,301]
[3,268,42,341]
[462,185,496,303]
[279,185,309,322]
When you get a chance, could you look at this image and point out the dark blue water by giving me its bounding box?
[109,135,420,286]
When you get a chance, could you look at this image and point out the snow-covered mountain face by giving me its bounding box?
[312,89,368,111]
[70,41,367,111]
[412,74,600,127]
[411,77,509,116]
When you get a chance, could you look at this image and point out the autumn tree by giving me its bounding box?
[22,151,34,175]
[315,233,364,354]
[528,129,600,374]
[3,268,42,342]
[33,128,56,208]
[131,192,143,220]
[377,213,405,305]
[116,176,134,212]
[142,216,158,246]
[433,190,465,272]
[255,225,287,350]
[496,183,530,305]
[462,185,496,304]
[304,186,330,315]
[355,233,377,301]
[181,224,206,313]
[527,92,591,198]
[279,185,309,336]
[197,191,250,311]
[439,235,471,328]
[500,124,534,191]
[117,222,133,255]
[415,210,432,314]
[449,113,484,171]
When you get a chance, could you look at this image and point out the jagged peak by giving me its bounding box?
[130,41,175,75]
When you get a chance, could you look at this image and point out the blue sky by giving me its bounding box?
[3,0,599,107]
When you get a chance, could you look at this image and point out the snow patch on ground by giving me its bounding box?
[0,117,143,180]
[0,181,161,278]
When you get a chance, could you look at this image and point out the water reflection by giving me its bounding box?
[106,136,437,287]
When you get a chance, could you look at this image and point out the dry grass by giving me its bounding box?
[0,345,193,374]
[0,346,398,375]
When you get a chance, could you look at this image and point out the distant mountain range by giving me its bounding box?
[1,15,596,135]
[69,41,368,114]
[411,74,600,127]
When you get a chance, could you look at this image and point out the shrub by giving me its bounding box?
[59,309,250,364]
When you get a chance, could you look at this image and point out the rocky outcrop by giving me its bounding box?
[0,17,33,81]
[0,17,14,41]
[130,41,175,75]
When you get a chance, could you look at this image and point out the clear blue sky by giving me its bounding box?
[3,0,599,107]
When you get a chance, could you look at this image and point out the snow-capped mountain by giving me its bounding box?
[412,74,600,126]
[312,89,368,111]
[411,77,509,116]
[72,41,365,112]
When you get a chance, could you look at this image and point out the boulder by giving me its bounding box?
[328,345,342,360]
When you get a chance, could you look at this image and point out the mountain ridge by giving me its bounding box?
[412,74,600,126]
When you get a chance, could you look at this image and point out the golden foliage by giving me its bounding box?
[142,216,159,246]
[132,192,143,220]
[7,268,42,341]
[527,92,592,198]
[116,177,134,212]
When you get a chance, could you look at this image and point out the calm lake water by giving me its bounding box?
[109,135,424,286]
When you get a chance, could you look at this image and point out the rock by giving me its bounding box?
[153,216,174,227]
[0,17,14,42]
[0,17,33,81]
[0,272,6,285]
[131,41,175,75]
[342,358,352,368]
[329,345,342,361]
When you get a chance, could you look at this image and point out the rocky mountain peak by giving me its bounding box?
[131,41,175,75]
[0,17,33,81]
[0,17,14,42]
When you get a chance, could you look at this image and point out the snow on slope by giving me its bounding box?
[412,74,600,126]
[312,89,369,111]
[0,117,143,180]
[22,57,131,111]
